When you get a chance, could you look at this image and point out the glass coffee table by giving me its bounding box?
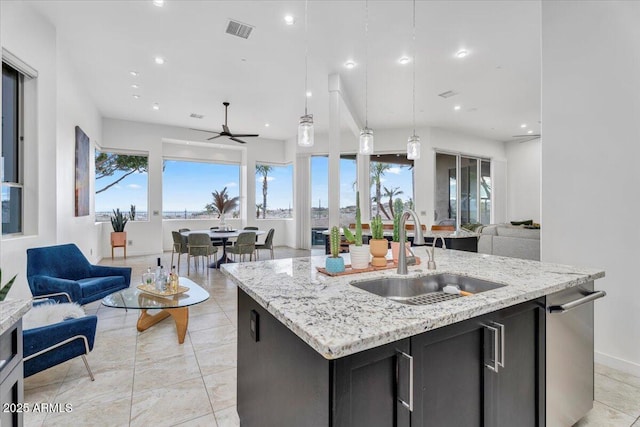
[102,277,209,344]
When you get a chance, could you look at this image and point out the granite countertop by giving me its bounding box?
[0,299,32,335]
[222,248,604,360]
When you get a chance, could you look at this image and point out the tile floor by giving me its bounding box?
[22,247,640,426]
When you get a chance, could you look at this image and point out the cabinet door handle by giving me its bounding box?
[397,350,414,412]
[484,324,499,373]
[494,322,505,369]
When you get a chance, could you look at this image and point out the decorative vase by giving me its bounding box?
[369,239,389,267]
[349,244,370,270]
[325,256,345,273]
[391,241,411,263]
[219,213,227,230]
[111,231,126,247]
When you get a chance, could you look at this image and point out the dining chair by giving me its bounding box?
[255,228,275,260]
[171,231,190,273]
[178,228,190,233]
[187,233,218,276]
[227,231,256,262]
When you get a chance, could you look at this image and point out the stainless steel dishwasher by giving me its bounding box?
[546,281,606,427]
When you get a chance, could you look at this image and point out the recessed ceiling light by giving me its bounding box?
[454,105,461,111]
[265,123,270,127]
[284,15,295,25]
[520,123,527,128]
[306,91,312,97]
[344,61,356,69]
[131,84,139,89]
[133,94,140,99]
[129,71,139,76]
[152,0,164,7]
[527,130,533,134]
[154,56,165,65]
[455,49,469,58]
[399,56,411,65]
[152,103,160,110]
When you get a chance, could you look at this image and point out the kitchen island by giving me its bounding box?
[222,248,605,427]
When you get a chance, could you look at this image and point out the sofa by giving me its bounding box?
[477,224,540,261]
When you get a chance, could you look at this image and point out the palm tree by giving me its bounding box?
[256,204,263,219]
[256,165,273,219]
[370,162,391,218]
[205,187,239,218]
[384,186,404,217]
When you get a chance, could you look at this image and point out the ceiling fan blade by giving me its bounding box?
[229,137,248,144]
[512,134,541,137]
[207,135,223,140]
[190,128,220,134]
[230,134,259,138]
[222,124,230,134]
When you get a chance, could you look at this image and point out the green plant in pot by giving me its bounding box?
[0,270,18,302]
[110,208,128,254]
[342,191,370,270]
[369,215,388,267]
[391,198,410,263]
[325,226,345,274]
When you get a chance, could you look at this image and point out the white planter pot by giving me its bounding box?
[349,244,370,270]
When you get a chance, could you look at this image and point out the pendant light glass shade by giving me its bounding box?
[359,127,374,154]
[407,134,421,160]
[298,114,314,147]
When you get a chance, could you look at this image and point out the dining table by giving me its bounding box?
[181,229,266,268]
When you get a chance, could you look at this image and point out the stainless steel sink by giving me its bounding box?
[351,273,506,305]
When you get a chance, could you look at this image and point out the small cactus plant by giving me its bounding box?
[342,191,364,247]
[392,198,405,242]
[330,226,341,258]
[371,215,384,240]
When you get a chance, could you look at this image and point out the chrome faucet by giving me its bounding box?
[426,236,447,270]
[397,209,426,275]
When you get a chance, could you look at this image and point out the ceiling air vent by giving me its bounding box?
[438,90,459,99]
[226,19,254,39]
[190,113,204,119]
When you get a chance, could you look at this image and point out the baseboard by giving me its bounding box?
[595,350,640,377]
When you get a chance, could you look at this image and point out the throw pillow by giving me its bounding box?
[23,302,86,330]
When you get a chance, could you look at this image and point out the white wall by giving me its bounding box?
[0,2,59,299]
[505,138,541,222]
[541,1,640,375]
[56,45,103,264]
[101,119,293,257]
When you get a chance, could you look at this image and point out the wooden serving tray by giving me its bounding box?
[316,257,420,277]
[137,283,190,297]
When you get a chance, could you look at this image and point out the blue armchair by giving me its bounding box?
[23,301,98,380]
[27,243,131,304]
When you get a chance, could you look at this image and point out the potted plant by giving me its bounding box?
[391,198,410,263]
[325,226,345,273]
[110,208,128,249]
[0,270,17,301]
[369,215,388,267]
[342,191,370,270]
[207,187,239,230]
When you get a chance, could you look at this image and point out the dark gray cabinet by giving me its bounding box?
[0,319,24,427]
[238,289,544,427]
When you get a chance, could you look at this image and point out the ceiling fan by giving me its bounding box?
[191,102,259,144]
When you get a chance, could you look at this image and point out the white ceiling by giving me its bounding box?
[29,0,541,143]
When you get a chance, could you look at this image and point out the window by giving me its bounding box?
[95,151,148,221]
[435,152,491,227]
[310,155,328,229]
[370,154,414,220]
[340,154,358,226]
[255,163,293,219]
[2,63,23,234]
[163,160,240,219]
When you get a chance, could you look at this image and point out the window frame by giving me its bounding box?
[368,152,415,221]
[2,61,25,236]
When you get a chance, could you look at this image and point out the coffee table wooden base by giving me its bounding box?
[137,307,189,344]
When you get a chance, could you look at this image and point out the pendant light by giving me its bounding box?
[298,0,314,147]
[359,0,374,155]
[407,0,421,160]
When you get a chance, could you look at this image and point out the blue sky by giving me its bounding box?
[96,156,413,213]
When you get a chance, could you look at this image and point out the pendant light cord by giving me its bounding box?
[412,0,416,136]
[365,0,369,129]
[304,0,309,116]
